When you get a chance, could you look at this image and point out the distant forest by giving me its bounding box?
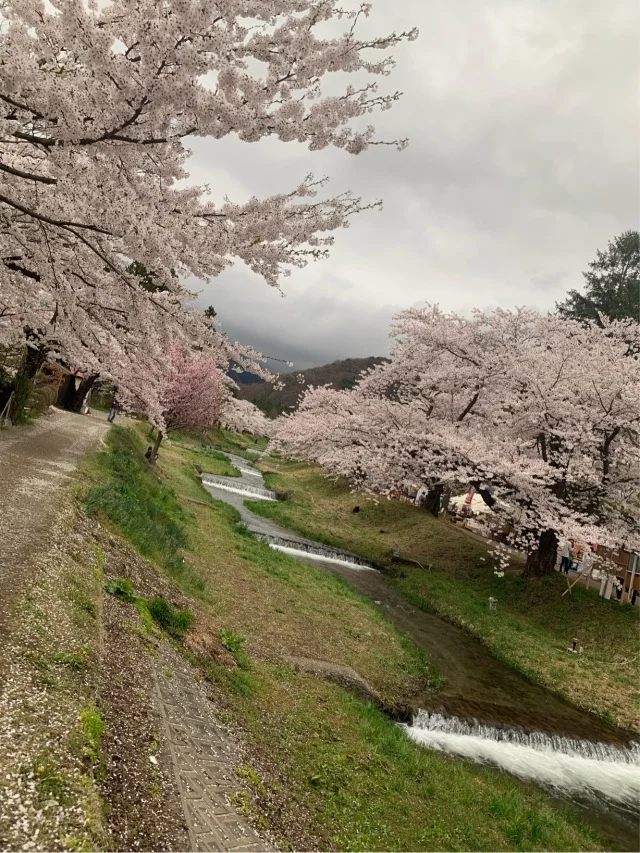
[234,356,388,417]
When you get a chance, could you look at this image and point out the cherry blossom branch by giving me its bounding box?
[0,160,56,184]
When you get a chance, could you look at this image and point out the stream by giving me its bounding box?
[202,455,640,850]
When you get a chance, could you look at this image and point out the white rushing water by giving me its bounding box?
[404,713,640,811]
[269,542,377,571]
[239,467,263,478]
[201,475,276,501]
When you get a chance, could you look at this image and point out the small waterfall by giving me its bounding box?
[239,466,262,478]
[201,474,276,501]
[403,712,640,810]
[257,534,376,571]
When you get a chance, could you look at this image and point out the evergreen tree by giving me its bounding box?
[557,230,639,324]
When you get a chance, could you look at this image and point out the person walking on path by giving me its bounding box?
[107,397,120,423]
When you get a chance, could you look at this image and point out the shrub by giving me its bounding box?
[220,628,251,669]
[147,596,193,637]
[146,596,173,627]
[11,373,33,423]
[104,580,193,639]
[104,577,137,602]
[29,384,57,413]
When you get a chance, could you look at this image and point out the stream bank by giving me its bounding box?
[202,453,640,851]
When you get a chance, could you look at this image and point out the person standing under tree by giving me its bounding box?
[559,539,572,573]
[107,397,120,423]
[572,543,583,572]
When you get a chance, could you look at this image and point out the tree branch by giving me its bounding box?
[0,160,57,185]
[0,192,112,234]
[457,389,480,421]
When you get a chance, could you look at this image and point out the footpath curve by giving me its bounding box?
[0,410,108,633]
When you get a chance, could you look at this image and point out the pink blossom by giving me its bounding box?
[0,1,416,417]
[221,399,272,437]
[160,344,228,435]
[274,308,640,565]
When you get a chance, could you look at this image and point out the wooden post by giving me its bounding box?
[625,555,637,605]
[562,567,592,597]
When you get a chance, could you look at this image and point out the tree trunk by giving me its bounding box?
[523,528,558,577]
[8,344,48,423]
[470,481,496,508]
[424,484,444,517]
[151,430,163,460]
[62,373,99,413]
[21,345,48,381]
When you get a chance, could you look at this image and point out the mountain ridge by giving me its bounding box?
[234,356,388,416]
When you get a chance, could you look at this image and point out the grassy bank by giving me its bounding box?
[167,441,242,477]
[79,425,605,851]
[192,426,268,460]
[219,662,599,852]
[247,458,640,732]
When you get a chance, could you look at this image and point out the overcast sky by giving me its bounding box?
[185,0,638,370]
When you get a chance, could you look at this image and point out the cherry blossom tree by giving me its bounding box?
[152,343,229,455]
[221,398,272,438]
[274,307,640,576]
[0,0,417,412]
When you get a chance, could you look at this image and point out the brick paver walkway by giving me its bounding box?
[153,645,271,852]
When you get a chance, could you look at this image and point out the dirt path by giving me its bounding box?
[0,409,108,632]
[0,415,275,851]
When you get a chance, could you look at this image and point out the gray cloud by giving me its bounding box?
[191,267,399,370]
[186,0,638,369]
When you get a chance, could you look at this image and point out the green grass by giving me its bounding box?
[146,596,193,637]
[168,442,241,477]
[220,628,251,670]
[249,458,640,731]
[206,426,269,459]
[252,461,489,571]
[81,706,105,750]
[393,563,640,727]
[79,705,105,772]
[83,427,205,595]
[83,430,607,850]
[104,577,194,638]
[209,663,601,852]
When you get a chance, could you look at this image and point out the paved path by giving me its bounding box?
[0,409,108,629]
[152,644,271,852]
